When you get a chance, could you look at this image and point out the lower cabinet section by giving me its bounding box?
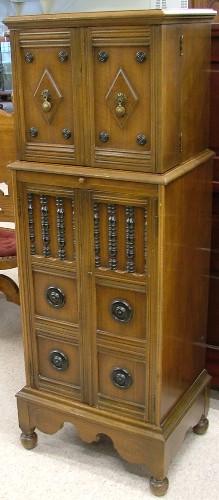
[14,155,213,496]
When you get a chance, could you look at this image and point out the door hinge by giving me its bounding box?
[180,35,184,56]
[155,199,159,237]
[28,360,34,380]
[179,132,183,153]
[17,196,21,216]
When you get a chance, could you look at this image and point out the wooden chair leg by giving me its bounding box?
[0,274,20,305]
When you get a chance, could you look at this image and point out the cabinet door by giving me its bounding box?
[87,188,158,422]
[17,180,84,400]
[86,27,152,172]
[86,25,184,173]
[11,29,82,165]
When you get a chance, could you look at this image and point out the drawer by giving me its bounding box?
[37,335,81,387]
[96,284,147,340]
[98,351,146,406]
[33,271,78,324]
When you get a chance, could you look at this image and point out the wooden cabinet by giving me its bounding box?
[6,10,215,496]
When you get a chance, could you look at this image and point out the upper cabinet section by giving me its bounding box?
[6,10,215,172]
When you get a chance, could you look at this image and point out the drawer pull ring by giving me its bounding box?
[41,89,52,112]
[135,51,147,63]
[58,51,68,62]
[115,93,127,118]
[98,51,108,62]
[110,299,133,323]
[62,128,72,139]
[137,134,147,146]
[29,127,38,138]
[49,350,68,371]
[99,131,109,143]
[25,52,34,63]
[46,286,66,308]
[111,367,133,389]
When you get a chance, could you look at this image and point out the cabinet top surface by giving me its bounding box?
[4,9,216,29]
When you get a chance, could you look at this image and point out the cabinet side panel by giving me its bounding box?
[160,160,212,421]
[155,25,181,173]
[181,23,211,162]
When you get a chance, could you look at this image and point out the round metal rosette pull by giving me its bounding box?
[110,299,133,323]
[25,52,34,63]
[99,131,109,143]
[137,134,147,146]
[98,51,108,62]
[49,350,68,371]
[58,51,68,62]
[135,51,147,63]
[46,286,66,308]
[111,367,133,389]
[29,127,38,138]
[62,128,72,139]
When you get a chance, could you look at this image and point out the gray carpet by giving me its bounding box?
[0,296,218,500]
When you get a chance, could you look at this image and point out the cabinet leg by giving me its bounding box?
[193,415,209,435]
[149,477,169,496]
[20,431,38,450]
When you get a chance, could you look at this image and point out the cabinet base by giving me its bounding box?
[16,372,211,496]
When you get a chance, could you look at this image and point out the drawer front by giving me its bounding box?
[97,351,146,418]
[37,335,81,397]
[15,30,81,164]
[33,271,78,324]
[96,284,147,340]
[90,27,151,171]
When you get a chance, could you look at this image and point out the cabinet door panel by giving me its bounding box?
[37,336,81,388]
[27,190,76,261]
[33,271,78,324]
[90,28,151,171]
[98,352,146,406]
[14,30,81,164]
[93,200,148,274]
[96,284,147,340]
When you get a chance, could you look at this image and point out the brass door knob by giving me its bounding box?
[41,89,52,112]
[115,92,127,117]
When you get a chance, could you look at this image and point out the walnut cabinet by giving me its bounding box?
[6,10,215,496]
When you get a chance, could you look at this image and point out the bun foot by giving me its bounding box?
[193,415,209,435]
[149,477,169,496]
[20,431,38,450]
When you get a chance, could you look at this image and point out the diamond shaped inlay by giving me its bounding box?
[105,68,139,129]
[34,69,62,124]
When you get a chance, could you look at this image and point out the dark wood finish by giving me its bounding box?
[206,24,219,389]
[186,2,219,389]
[5,10,215,495]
